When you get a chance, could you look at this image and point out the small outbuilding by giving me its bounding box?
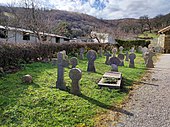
[0,25,69,43]
[158,25,170,53]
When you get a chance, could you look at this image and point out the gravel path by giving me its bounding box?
[112,54,170,127]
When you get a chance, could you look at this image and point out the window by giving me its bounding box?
[56,37,60,43]
[23,32,30,40]
[0,28,8,38]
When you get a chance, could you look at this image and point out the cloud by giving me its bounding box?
[0,0,170,19]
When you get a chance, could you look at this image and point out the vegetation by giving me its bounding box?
[0,5,170,39]
[0,42,116,68]
[116,39,150,49]
[138,31,159,39]
[0,53,146,126]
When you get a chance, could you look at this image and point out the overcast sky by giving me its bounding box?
[0,0,170,19]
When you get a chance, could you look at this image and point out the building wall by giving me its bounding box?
[2,31,37,43]
[164,34,170,52]
[51,37,56,43]
[0,29,67,44]
[60,38,64,43]
[158,31,170,53]
[158,34,165,48]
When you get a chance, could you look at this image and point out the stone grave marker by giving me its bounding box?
[129,53,136,68]
[118,53,125,66]
[109,56,121,66]
[69,68,82,95]
[119,46,124,53]
[56,51,69,90]
[98,71,122,88]
[52,58,57,66]
[154,46,161,53]
[148,44,154,50]
[0,67,4,74]
[142,47,148,57]
[143,52,149,64]
[99,47,103,57]
[79,48,85,59]
[146,51,155,68]
[125,51,129,61]
[111,64,118,72]
[130,47,135,53]
[112,48,117,57]
[75,53,79,57]
[138,46,143,53]
[87,50,97,72]
[104,51,112,65]
[70,57,78,68]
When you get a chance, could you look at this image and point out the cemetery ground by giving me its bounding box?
[0,53,146,127]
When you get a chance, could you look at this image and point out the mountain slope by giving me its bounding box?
[0,6,170,39]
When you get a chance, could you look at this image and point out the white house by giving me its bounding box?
[91,31,117,44]
[0,25,69,43]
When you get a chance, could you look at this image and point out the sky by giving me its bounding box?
[0,0,170,19]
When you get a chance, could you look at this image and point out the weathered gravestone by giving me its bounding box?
[125,51,129,61]
[142,47,148,57]
[138,46,143,53]
[52,58,57,66]
[154,46,161,53]
[130,47,135,53]
[0,67,4,76]
[119,46,124,53]
[148,44,154,51]
[69,68,82,95]
[118,53,125,66]
[104,51,112,65]
[87,50,97,72]
[129,53,136,68]
[75,53,79,58]
[146,51,155,68]
[98,71,122,88]
[56,51,69,90]
[0,67,4,74]
[70,57,78,68]
[99,47,103,57]
[109,56,121,66]
[79,48,85,59]
[112,48,117,57]
[143,52,149,64]
[111,64,118,72]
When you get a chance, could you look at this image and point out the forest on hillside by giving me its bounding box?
[0,3,170,40]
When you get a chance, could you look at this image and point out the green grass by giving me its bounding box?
[0,53,146,127]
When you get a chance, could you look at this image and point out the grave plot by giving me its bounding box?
[98,71,122,88]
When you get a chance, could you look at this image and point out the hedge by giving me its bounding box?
[0,42,117,69]
[116,39,150,49]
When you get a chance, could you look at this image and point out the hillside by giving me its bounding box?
[0,6,170,39]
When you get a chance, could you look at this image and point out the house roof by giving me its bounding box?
[158,25,170,34]
[0,25,69,39]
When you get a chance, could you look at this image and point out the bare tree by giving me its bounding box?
[1,0,54,42]
[19,0,54,41]
[139,15,152,33]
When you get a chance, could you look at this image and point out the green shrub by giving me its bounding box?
[0,42,116,68]
[116,39,150,49]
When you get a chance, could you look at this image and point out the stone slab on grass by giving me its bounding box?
[98,71,122,88]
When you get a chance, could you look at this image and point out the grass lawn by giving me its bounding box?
[0,53,146,127]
